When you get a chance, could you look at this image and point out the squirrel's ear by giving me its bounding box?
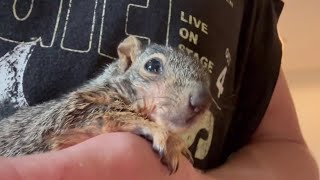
[117,36,142,71]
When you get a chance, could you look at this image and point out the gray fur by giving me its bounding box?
[0,37,210,157]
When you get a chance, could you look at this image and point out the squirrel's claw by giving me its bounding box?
[160,149,180,175]
[151,133,193,175]
[182,147,194,164]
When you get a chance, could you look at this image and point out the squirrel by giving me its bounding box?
[0,36,212,174]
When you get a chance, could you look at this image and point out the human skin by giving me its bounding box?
[2,0,319,178]
[0,68,318,180]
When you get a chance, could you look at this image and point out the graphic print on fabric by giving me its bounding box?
[0,0,243,169]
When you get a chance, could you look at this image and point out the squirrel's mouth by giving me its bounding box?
[170,110,205,130]
[185,115,198,125]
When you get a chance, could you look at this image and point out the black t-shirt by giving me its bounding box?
[0,0,284,171]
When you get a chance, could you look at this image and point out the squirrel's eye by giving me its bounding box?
[144,58,163,74]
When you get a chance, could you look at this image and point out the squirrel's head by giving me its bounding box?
[111,36,212,133]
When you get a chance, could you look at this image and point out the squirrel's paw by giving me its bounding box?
[151,132,193,175]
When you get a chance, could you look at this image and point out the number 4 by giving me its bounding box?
[216,66,227,98]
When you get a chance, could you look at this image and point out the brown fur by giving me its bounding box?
[0,36,212,174]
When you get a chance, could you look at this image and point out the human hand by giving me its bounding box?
[0,132,208,180]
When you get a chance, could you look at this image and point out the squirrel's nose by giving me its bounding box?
[189,87,211,113]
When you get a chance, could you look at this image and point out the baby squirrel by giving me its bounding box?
[0,36,212,174]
